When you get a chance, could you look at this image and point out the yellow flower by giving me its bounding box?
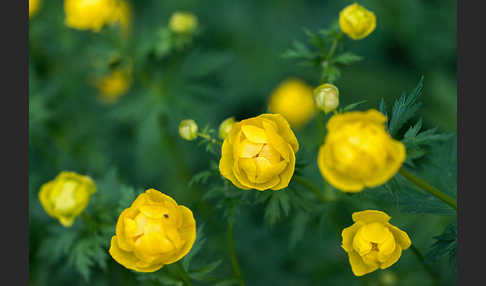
[314,83,339,114]
[218,117,236,140]
[317,109,405,192]
[219,114,299,191]
[29,0,41,19]
[339,3,376,40]
[109,189,196,272]
[39,171,96,227]
[341,210,411,276]
[169,11,198,34]
[96,68,132,103]
[64,0,119,32]
[179,119,199,141]
[268,79,315,130]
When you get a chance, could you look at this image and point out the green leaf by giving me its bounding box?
[262,191,291,226]
[117,184,137,214]
[387,76,424,137]
[68,234,108,282]
[339,100,367,112]
[425,223,457,271]
[188,260,222,281]
[182,224,206,270]
[332,52,363,65]
[321,63,340,83]
[188,170,213,187]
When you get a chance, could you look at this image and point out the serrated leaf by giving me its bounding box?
[188,170,213,187]
[340,100,367,112]
[68,234,108,282]
[182,224,206,270]
[387,76,424,137]
[425,223,457,271]
[188,260,222,281]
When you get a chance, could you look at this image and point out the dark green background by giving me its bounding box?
[29,0,456,285]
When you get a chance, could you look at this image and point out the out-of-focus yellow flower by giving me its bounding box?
[341,210,411,276]
[64,0,118,32]
[268,79,315,130]
[39,171,96,227]
[109,0,132,36]
[339,3,376,40]
[169,11,198,34]
[317,109,405,192]
[314,83,339,114]
[219,114,299,191]
[29,0,41,19]
[109,189,196,272]
[219,117,236,140]
[179,119,199,141]
[96,68,132,104]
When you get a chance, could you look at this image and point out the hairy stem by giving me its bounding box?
[399,168,457,210]
[226,219,245,286]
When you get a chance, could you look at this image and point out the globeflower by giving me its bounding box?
[341,210,411,276]
[317,109,405,192]
[219,114,299,191]
[109,189,196,272]
[339,3,376,40]
[29,0,41,19]
[169,12,198,34]
[179,119,199,141]
[96,68,132,104]
[38,171,96,227]
[313,83,339,114]
[64,0,127,32]
[268,79,315,130]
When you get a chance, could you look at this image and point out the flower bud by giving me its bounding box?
[169,12,198,34]
[179,119,198,141]
[313,83,339,114]
[339,3,376,40]
[218,117,236,139]
[39,171,96,227]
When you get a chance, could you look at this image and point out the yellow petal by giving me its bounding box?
[379,244,402,269]
[259,145,282,163]
[341,222,363,252]
[164,206,196,264]
[358,222,394,244]
[39,181,56,217]
[241,125,267,144]
[258,114,299,152]
[239,140,264,158]
[116,209,135,251]
[377,233,397,260]
[239,158,257,183]
[140,205,166,219]
[352,210,391,224]
[262,121,291,161]
[347,250,378,276]
[387,224,412,250]
[59,216,75,227]
[271,145,295,190]
[109,236,164,272]
[219,139,250,190]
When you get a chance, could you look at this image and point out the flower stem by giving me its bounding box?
[293,175,329,204]
[175,261,193,286]
[317,111,325,146]
[398,168,457,210]
[197,132,221,145]
[327,37,339,62]
[410,244,439,286]
[226,219,245,286]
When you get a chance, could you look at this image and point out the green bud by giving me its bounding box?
[218,117,236,139]
[314,83,339,114]
[179,119,198,141]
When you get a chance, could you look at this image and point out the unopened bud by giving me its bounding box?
[179,119,198,141]
[314,83,339,114]
[218,117,236,139]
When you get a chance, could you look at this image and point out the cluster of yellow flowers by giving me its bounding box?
[36,2,413,278]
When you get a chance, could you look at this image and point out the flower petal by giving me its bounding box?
[241,125,267,144]
[347,250,379,276]
[387,224,412,250]
[352,210,391,223]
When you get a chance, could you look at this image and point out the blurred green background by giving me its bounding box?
[29,0,457,285]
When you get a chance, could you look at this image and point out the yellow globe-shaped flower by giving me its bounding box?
[268,79,315,130]
[64,0,118,32]
[219,114,299,191]
[169,12,198,34]
[109,189,196,272]
[342,210,411,276]
[339,3,376,40]
[317,109,405,192]
[96,68,132,104]
[39,171,96,227]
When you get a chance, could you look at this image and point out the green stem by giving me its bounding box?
[226,219,245,286]
[197,132,221,145]
[293,175,328,204]
[317,111,325,146]
[398,168,457,210]
[175,261,193,286]
[410,245,439,286]
[326,37,339,61]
